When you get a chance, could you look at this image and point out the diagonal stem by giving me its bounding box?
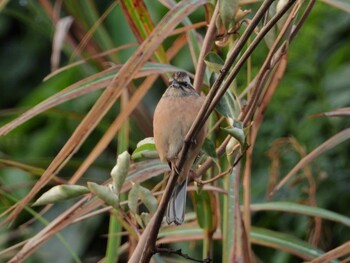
[180,0,280,174]
[129,1,299,262]
[193,4,219,92]
[184,0,297,179]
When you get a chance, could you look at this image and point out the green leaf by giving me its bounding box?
[111,151,130,195]
[128,183,140,214]
[250,202,350,227]
[222,164,237,262]
[120,0,168,63]
[222,120,245,147]
[136,137,155,148]
[32,185,89,206]
[250,227,330,261]
[202,138,217,159]
[225,137,240,156]
[215,88,241,120]
[218,0,239,30]
[140,212,151,226]
[194,191,213,229]
[87,182,119,209]
[132,137,158,160]
[139,185,158,214]
[134,213,144,228]
[204,51,224,74]
[127,182,157,216]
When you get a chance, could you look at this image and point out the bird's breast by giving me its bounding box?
[153,95,205,162]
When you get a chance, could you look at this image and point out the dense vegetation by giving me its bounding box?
[0,1,349,262]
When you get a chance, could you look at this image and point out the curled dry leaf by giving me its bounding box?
[87,182,119,209]
[51,16,74,71]
[32,185,89,206]
[111,151,130,195]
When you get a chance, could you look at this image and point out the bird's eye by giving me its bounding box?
[179,81,188,87]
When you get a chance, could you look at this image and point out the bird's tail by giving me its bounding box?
[166,176,188,225]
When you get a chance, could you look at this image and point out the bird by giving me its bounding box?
[153,71,207,225]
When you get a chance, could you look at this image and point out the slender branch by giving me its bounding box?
[243,0,316,126]
[195,168,232,185]
[129,1,301,262]
[209,0,297,127]
[193,4,219,92]
[128,169,178,263]
[177,1,278,193]
[242,0,300,124]
[189,0,297,179]
[154,247,212,262]
[184,0,277,147]
[289,0,316,42]
[195,145,248,184]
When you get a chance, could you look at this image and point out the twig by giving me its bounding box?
[210,0,297,128]
[289,0,316,42]
[192,0,296,180]
[195,168,232,185]
[193,4,219,92]
[129,1,298,262]
[242,0,301,125]
[177,0,281,196]
[154,247,213,263]
[185,0,278,145]
[129,168,179,262]
[215,20,244,40]
[195,145,248,185]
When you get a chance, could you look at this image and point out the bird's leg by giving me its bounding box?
[169,159,181,175]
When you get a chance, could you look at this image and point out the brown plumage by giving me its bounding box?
[153,72,207,225]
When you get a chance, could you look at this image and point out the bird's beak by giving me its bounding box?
[172,79,180,88]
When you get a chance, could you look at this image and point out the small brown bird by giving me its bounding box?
[153,72,207,225]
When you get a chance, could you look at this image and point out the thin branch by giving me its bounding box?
[154,247,212,262]
[242,0,302,124]
[184,0,278,147]
[210,0,297,128]
[189,0,297,179]
[289,0,316,42]
[195,168,232,185]
[193,4,219,92]
[129,168,179,263]
[129,1,300,262]
[195,145,248,185]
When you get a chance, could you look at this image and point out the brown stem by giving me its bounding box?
[129,1,299,262]
[209,0,297,128]
[289,0,316,42]
[128,171,178,262]
[193,4,219,93]
[190,0,297,179]
[184,0,278,145]
[196,168,232,185]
